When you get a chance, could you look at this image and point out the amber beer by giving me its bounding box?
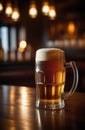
[35,48,66,107]
[36,60,65,99]
[35,48,78,109]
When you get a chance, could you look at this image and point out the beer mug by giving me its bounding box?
[35,48,78,110]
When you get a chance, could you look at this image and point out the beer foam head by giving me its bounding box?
[36,48,64,61]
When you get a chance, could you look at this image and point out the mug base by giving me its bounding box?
[36,100,65,110]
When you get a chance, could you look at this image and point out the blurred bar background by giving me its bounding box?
[0,0,85,91]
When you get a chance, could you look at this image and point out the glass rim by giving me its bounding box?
[36,48,64,53]
[36,48,65,61]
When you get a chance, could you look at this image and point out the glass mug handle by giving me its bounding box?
[62,61,78,100]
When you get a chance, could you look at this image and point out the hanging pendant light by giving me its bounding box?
[49,5,56,20]
[5,3,13,16]
[0,1,3,12]
[28,1,38,18]
[11,7,20,21]
[11,0,20,21]
[42,1,50,16]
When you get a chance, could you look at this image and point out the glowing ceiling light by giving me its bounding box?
[11,8,20,21]
[49,5,56,20]
[42,1,50,16]
[28,1,38,18]
[0,2,3,11]
[5,3,13,16]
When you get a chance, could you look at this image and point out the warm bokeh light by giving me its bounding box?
[5,3,13,16]
[18,40,27,52]
[20,40,27,49]
[67,22,75,35]
[0,2,3,11]
[49,5,56,20]
[28,2,38,18]
[42,1,50,16]
[11,8,20,21]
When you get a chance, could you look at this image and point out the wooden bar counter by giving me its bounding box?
[0,85,85,130]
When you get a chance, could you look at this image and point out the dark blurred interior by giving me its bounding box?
[0,0,85,91]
